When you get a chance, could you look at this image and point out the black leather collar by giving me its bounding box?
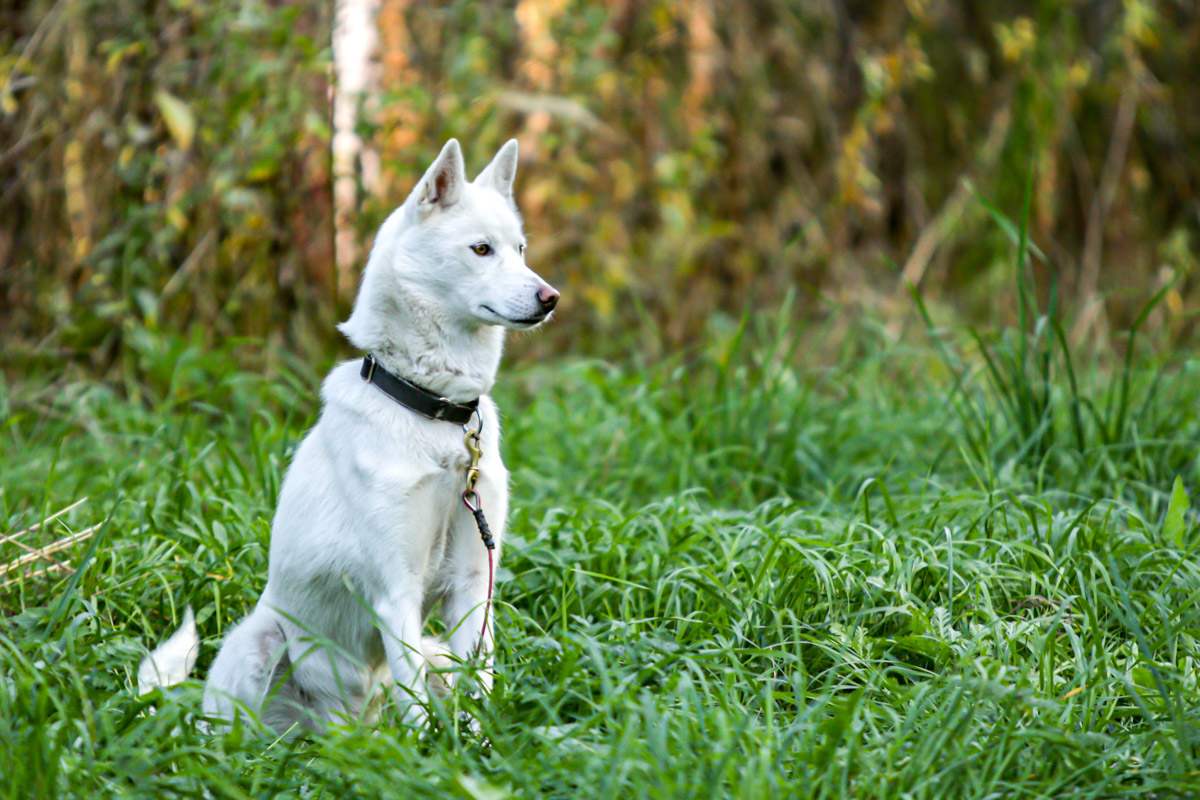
[360,354,479,424]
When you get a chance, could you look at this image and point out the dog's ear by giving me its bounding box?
[475,139,519,198]
[415,139,467,215]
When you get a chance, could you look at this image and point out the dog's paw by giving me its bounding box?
[421,636,455,697]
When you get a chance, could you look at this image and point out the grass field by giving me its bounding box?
[2,303,1199,798]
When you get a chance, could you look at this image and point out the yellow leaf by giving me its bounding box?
[166,205,188,232]
[154,90,195,151]
[64,139,92,261]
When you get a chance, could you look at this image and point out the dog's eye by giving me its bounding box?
[518,243,526,255]
[470,243,493,256]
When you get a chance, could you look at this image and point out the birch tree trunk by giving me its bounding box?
[332,0,382,297]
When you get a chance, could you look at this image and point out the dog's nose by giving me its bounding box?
[537,284,559,312]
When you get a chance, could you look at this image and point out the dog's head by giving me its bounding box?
[343,139,558,346]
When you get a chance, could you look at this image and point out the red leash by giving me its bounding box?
[482,543,494,649]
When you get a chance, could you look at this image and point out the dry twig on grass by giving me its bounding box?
[0,497,93,589]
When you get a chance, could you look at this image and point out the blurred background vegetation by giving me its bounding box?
[2,0,1198,383]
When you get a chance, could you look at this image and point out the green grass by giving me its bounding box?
[2,310,1199,799]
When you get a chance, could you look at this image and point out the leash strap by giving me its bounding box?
[360,354,480,424]
[461,413,495,655]
[467,507,495,550]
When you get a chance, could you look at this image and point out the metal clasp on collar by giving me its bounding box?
[362,353,377,382]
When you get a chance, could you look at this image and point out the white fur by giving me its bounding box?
[139,139,556,735]
[137,606,199,694]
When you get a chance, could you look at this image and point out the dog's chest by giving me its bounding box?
[398,433,472,530]
[434,445,472,475]
[414,444,473,586]
[359,418,474,489]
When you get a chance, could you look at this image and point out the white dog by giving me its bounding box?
[139,139,558,734]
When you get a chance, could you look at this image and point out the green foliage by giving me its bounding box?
[1,0,331,376]
[912,176,1192,493]
[4,1,1199,376]
[1164,477,1190,550]
[2,312,1199,797]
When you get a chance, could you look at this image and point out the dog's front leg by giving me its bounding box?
[376,588,430,724]
[441,564,495,694]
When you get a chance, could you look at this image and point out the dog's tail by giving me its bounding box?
[137,606,200,694]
